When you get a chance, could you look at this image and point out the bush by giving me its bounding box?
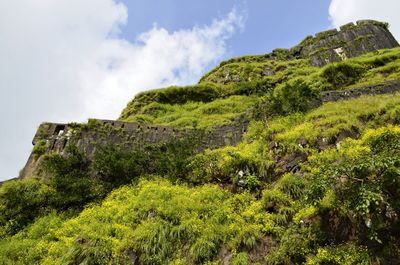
[305,126,400,244]
[274,173,305,199]
[257,78,319,117]
[321,62,365,88]
[93,139,195,185]
[42,146,104,210]
[232,78,276,96]
[265,225,323,264]
[186,145,266,189]
[306,244,371,265]
[92,145,149,188]
[120,84,223,119]
[65,236,112,265]
[0,178,54,236]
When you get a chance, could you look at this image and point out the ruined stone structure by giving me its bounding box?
[200,20,399,85]
[295,20,399,66]
[267,20,399,66]
[19,118,249,179]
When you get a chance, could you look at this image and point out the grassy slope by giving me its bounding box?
[119,47,400,129]
[2,94,399,264]
[1,48,400,264]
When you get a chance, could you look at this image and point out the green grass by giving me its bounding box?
[0,179,282,264]
[259,93,400,149]
[119,48,400,127]
[200,47,400,91]
[121,95,259,129]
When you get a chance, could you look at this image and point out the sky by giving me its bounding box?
[1,0,399,181]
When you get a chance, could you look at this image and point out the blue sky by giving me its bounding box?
[119,0,331,60]
[0,0,399,181]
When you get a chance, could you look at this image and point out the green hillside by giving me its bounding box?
[120,47,400,129]
[1,35,400,264]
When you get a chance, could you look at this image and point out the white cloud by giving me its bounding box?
[329,0,400,40]
[80,10,244,117]
[0,0,244,180]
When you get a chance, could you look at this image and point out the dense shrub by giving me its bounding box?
[321,61,365,88]
[255,78,319,117]
[121,95,258,129]
[0,178,54,236]
[92,145,150,188]
[0,180,279,264]
[186,141,272,189]
[93,139,196,184]
[232,78,276,96]
[306,244,371,265]
[305,126,400,247]
[32,140,49,156]
[265,224,324,264]
[120,84,223,119]
[42,146,103,210]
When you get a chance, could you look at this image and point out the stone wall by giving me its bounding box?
[19,118,249,179]
[294,20,399,66]
[321,78,400,102]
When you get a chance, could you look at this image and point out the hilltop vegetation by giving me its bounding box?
[1,43,400,263]
[120,47,400,128]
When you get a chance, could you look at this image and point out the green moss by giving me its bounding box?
[32,140,49,156]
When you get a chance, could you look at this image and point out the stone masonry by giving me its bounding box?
[19,118,249,179]
[320,79,400,102]
[295,20,399,66]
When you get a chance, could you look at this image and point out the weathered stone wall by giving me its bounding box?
[321,78,400,102]
[262,20,398,66]
[295,20,399,66]
[20,118,249,179]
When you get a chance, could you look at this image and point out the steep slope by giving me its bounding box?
[120,47,400,128]
[1,20,400,265]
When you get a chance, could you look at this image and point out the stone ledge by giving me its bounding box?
[321,79,400,102]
